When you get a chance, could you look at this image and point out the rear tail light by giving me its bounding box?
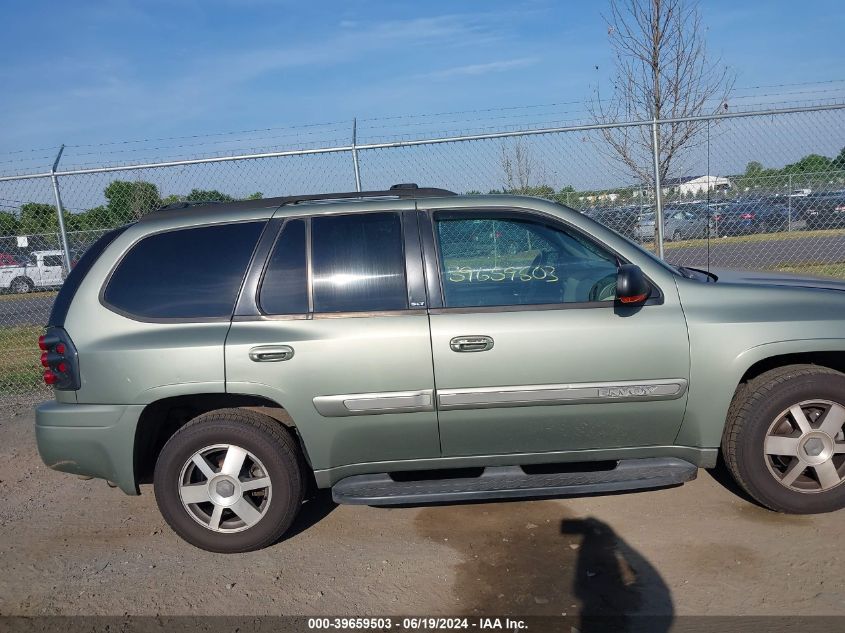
[37,327,79,390]
[740,213,755,220]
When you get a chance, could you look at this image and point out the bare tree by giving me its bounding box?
[589,0,733,188]
[500,138,548,192]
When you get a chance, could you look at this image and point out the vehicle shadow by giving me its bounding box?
[704,455,763,507]
[281,490,337,541]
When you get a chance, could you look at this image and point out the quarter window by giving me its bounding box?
[104,221,265,319]
[311,212,407,313]
[259,219,308,314]
[435,213,619,308]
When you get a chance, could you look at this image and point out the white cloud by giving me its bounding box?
[422,57,539,80]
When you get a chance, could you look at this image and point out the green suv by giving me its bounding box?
[35,184,845,552]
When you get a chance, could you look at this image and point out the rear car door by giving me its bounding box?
[41,254,65,285]
[419,205,690,457]
[225,203,440,474]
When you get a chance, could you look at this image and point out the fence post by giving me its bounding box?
[787,173,793,232]
[50,144,72,273]
[650,119,665,259]
[351,118,362,192]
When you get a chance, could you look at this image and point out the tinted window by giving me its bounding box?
[435,213,619,308]
[104,221,265,319]
[259,219,308,314]
[49,225,130,327]
[44,255,63,267]
[311,212,407,312]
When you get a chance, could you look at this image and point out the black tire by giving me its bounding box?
[10,277,33,294]
[723,365,845,514]
[154,408,304,553]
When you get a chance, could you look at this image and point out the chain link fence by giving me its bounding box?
[2,103,844,405]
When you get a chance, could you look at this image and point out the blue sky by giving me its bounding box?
[1,0,843,162]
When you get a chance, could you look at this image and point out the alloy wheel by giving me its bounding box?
[764,399,845,493]
[178,443,272,532]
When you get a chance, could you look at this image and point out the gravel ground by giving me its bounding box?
[1,409,844,618]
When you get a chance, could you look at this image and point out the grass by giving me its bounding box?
[663,227,845,250]
[772,262,845,279]
[0,290,57,302]
[0,325,44,396]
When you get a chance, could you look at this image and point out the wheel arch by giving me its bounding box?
[10,275,34,291]
[133,392,312,487]
[677,340,845,449]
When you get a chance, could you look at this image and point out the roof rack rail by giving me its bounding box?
[151,184,455,215]
[157,200,224,211]
[277,183,456,207]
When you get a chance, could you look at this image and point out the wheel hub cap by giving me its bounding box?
[209,476,240,506]
[799,433,834,465]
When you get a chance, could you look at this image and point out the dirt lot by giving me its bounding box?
[1,408,844,619]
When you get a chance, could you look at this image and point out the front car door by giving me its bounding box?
[225,201,440,475]
[419,201,691,458]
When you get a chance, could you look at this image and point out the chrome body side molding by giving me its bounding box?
[314,389,434,417]
[437,379,688,411]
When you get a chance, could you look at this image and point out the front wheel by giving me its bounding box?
[154,409,304,552]
[723,365,845,514]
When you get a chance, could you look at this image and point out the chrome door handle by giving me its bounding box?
[450,335,494,353]
[248,345,294,362]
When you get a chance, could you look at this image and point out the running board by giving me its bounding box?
[331,458,698,506]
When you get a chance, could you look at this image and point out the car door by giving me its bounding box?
[419,205,690,457]
[41,254,65,285]
[225,203,440,474]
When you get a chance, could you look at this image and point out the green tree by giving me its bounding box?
[784,154,833,174]
[76,205,115,231]
[18,202,58,235]
[0,210,19,236]
[246,191,264,200]
[104,180,161,222]
[184,189,235,203]
[745,161,764,176]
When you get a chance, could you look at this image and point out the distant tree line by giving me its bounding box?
[0,181,263,237]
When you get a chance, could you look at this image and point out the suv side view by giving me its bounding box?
[36,184,845,552]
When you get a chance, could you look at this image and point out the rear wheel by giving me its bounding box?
[10,277,33,294]
[723,365,845,514]
[154,408,304,552]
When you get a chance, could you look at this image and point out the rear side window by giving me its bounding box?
[44,255,63,267]
[311,212,407,312]
[259,219,308,314]
[104,221,265,319]
[49,225,130,327]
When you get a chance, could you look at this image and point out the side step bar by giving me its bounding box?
[331,457,698,506]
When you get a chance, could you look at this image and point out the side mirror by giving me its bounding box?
[616,264,650,305]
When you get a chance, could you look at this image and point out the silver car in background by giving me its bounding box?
[635,206,714,242]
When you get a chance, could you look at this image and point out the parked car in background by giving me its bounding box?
[582,206,639,240]
[0,249,65,293]
[798,192,845,230]
[635,206,712,242]
[713,201,792,236]
[0,253,20,267]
